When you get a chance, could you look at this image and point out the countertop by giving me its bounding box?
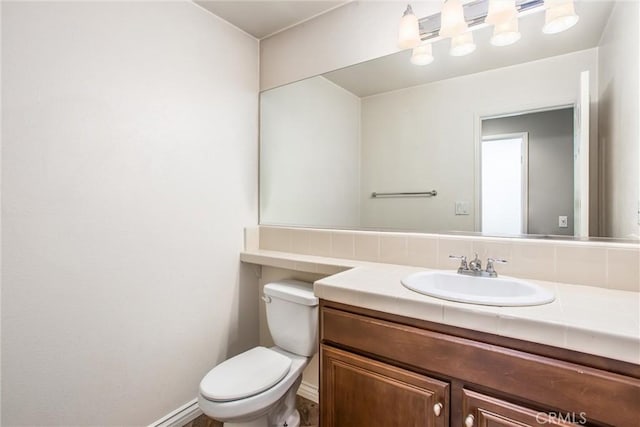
[241,249,640,364]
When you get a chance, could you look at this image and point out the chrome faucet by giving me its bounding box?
[468,253,482,272]
[449,254,507,278]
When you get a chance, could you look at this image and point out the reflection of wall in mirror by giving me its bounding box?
[260,76,361,227]
[359,49,596,233]
[598,1,640,239]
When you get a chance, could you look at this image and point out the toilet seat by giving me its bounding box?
[198,347,309,423]
[200,347,292,402]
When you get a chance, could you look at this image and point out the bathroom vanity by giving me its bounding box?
[320,301,639,426]
[314,266,640,427]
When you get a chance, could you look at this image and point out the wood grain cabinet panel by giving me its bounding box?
[321,345,449,427]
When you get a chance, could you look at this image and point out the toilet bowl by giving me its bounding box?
[198,280,318,427]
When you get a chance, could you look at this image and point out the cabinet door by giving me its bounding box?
[462,389,580,427]
[321,345,449,427]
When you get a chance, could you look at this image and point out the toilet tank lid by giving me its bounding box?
[264,280,318,306]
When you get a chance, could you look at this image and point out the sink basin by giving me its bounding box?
[401,271,555,307]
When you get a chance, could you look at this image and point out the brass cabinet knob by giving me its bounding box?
[433,402,443,417]
[464,414,475,427]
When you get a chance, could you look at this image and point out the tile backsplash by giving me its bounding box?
[255,226,640,292]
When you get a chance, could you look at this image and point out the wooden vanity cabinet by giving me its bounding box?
[322,346,449,427]
[319,300,640,427]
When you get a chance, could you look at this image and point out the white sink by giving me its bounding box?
[401,271,555,307]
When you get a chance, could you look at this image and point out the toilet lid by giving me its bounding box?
[200,347,292,402]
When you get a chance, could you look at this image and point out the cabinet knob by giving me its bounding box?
[433,403,443,417]
[464,414,475,427]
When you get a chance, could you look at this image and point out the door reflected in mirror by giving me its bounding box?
[480,133,528,236]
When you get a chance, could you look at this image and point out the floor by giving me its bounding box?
[184,396,319,427]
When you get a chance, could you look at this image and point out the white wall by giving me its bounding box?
[1,2,259,425]
[360,49,598,232]
[260,76,361,228]
[598,1,640,239]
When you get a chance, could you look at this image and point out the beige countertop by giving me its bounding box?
[241,249,640,364]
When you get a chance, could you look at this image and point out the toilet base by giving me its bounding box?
[222,409,299,427]
[280,409,300,427]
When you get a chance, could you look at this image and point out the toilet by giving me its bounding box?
[198,280,318,427]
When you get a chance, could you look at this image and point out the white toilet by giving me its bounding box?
[198,280,318,427]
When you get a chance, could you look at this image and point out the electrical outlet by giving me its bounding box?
[559,216,568,228]
[455,201,470,215]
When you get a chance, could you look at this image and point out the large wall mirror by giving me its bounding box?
[260,1,639,240]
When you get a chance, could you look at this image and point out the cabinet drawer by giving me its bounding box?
[321,306,640,426]
[462,389,579,427]
[321,345,449,427]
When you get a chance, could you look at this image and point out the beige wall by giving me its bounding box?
[360,49,598,232]
[1,2,259,425]
[260,76,361,228]
[598,1,640,239]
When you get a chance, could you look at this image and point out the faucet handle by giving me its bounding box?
[486,258,507,276]
[449,255,468,271]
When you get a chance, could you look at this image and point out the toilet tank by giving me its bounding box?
[263,280,319,357]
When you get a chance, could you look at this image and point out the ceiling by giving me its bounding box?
[324,1,614,97]
[194,0,349,39]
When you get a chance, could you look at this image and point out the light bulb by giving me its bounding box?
[411,44,434,65]
[440,0,468,38]
[450,31,476,56]
[543,0,579,34]
[491,17,521,46]
[398,5,421,49]
[486,0,518,25]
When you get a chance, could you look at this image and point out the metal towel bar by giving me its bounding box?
[371,190,438,198]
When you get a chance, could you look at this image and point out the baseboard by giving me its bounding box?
[297,380,319,404]
[148,398,202,427]
[149,381,317,427]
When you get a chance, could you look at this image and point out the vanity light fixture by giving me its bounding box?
[398,4,421,49]
[450,31,477,56]
[485,0,517,24]
[542,0,579,34]
[411,43,435,65]
[490,16,521,46]
[398,0,579,65]
[486,0,521,46]
[440,0,468,38]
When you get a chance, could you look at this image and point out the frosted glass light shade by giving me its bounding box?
[440,0,468,38]
[411,44,434,65]
[398,5,421,49]
[491,17,521,46]
[543,0,579,34]
[450,31,476,56]
[486,0,518,25]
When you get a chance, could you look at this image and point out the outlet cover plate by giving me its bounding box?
[559,216,568,228]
